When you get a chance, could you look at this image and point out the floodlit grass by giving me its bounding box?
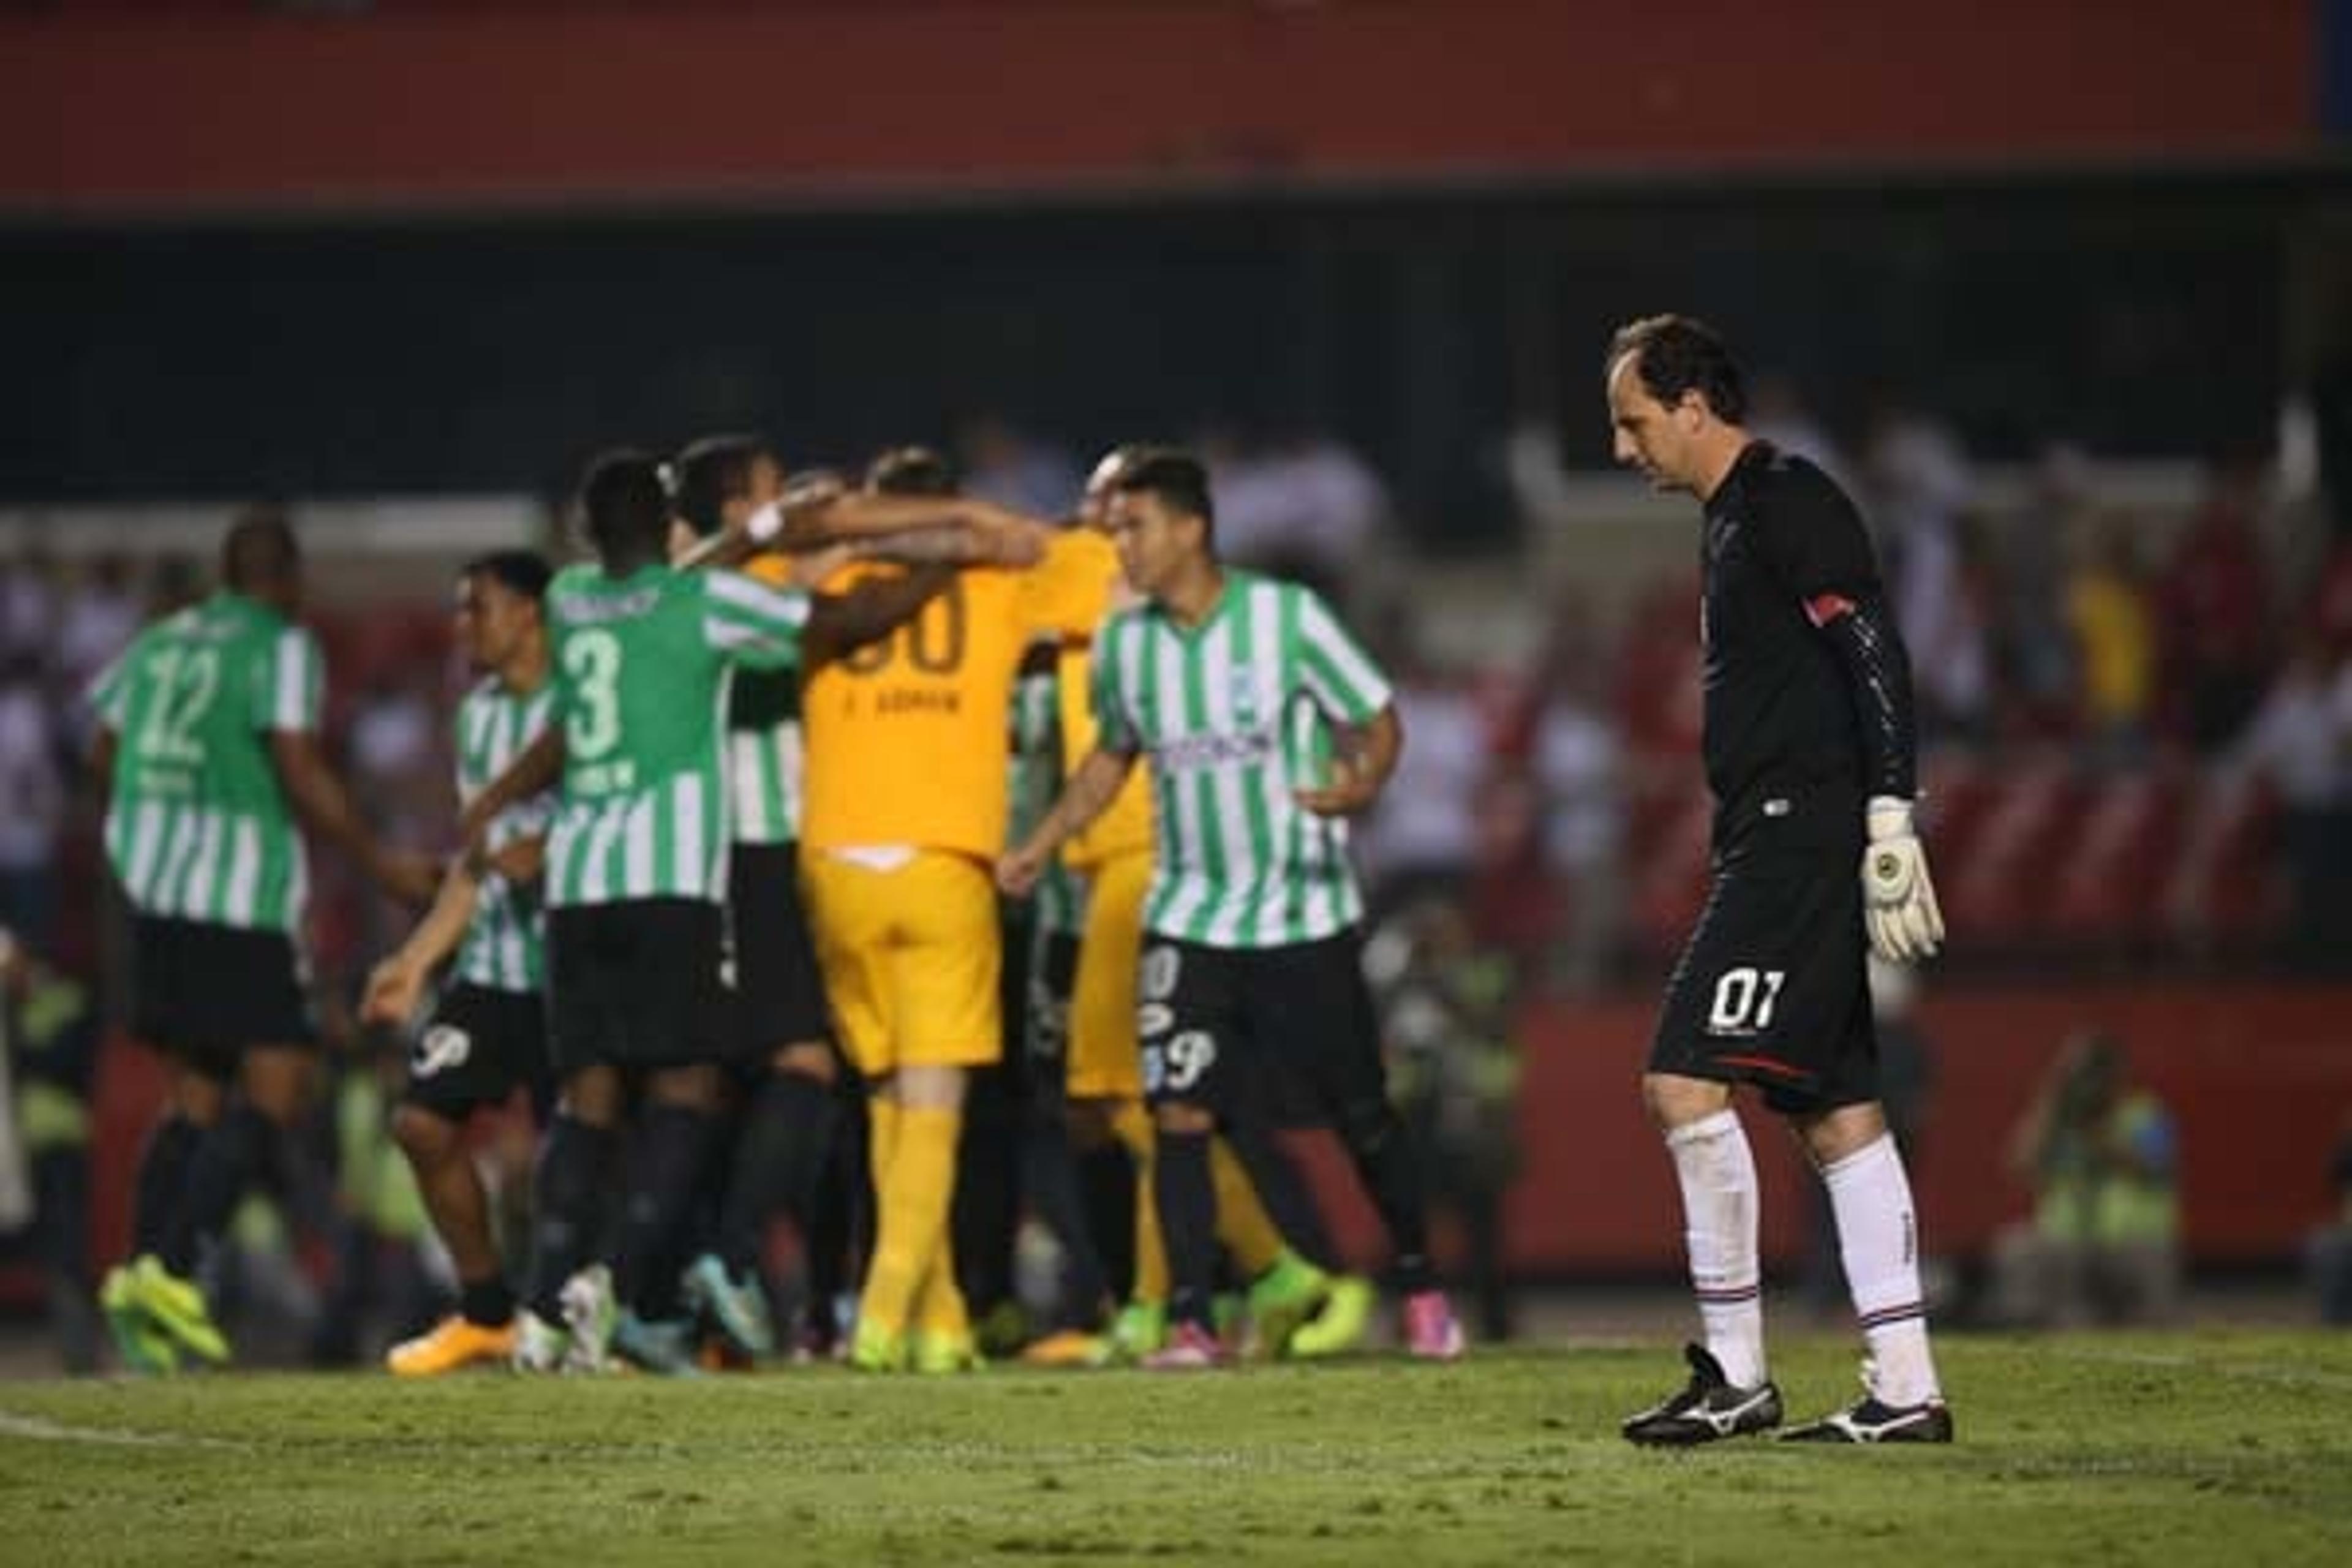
[3,1333,2350,1564]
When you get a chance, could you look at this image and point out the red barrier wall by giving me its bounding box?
[58,982,2352,1285]
[1295,982,2352,1273]
[0,1,2317,212]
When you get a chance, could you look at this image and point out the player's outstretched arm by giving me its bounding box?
[360,861,483,1026]
[998,745,1137,896]
[803,563,959,667]
[268,729,440,907]
[1295,703,1403,818]
[786,492,1055,559]
[1810,590,1944,962]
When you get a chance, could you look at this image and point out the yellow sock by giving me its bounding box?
[1109,1099,1167,1306]
[867,1096,903,1195]
[859,1103,958,1336]
[1211,1136,1285,1277]
[913,1228,970,1340]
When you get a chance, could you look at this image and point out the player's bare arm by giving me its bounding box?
[997,744,1137,895]
[802,562,961,667]
[1295,703,1403,818]
[268,729,439,907]
[360,862,485,1026]
[787,491,1056,561]
[485,834,545,887]
[459,725,564,854]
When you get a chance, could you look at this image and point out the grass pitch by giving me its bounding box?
[2,1333,2348,1565]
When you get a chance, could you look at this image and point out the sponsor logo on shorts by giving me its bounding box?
[413,1024,472,1079]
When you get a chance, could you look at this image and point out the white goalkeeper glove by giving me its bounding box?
[1863,796,1945,964]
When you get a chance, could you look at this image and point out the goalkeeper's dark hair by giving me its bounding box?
[673,433,777,540]
[1606,314,1749,424]
[576,448,672,563]
[865,445,959,497]
[1109,447,1216,547]
[461,548,553,605]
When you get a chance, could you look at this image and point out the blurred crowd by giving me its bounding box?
[2,405,2349,1000]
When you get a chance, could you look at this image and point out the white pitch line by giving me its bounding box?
[0,1408,247,1450]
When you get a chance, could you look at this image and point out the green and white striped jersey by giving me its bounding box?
[726,670,803,846]
[543,562,809,909]
[89,593,322,933]
[1091,571,1392,949]
[1009,646,1082,934]
[452,674,557,992]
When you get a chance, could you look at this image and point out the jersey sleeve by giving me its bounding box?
[703,568,811,672]
[85,640,135,733]
[1751,459,1883,609]
[1294,588,1393,723]
[257,626,324,734]
[1021,531,1107,642]
[1088,617,1140,757]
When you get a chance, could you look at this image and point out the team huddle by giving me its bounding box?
[88,438,1466,1380]
[83,315,1958,1446]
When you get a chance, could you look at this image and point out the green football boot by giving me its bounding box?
[127,1254,228,1365]
[1286,1273,1376,1360]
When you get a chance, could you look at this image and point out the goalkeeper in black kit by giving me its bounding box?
[1603,315,1951,1446]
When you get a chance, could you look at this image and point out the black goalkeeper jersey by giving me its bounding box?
[1697,441,1885,847]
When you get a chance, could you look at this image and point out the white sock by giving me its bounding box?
[1665,1109,1765,1388]
[1820,1133,1942,1406]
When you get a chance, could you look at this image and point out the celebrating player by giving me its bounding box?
[466,450,960,1373]
[361,550,558,1376]
[656,434,848,1359]
[1025,446,1336,1362]
[794,446,1094,1372]
[92,508,435,1371]
[1000,448,1464,1366]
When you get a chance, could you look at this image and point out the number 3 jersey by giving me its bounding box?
[89,592,323,933]
[543,562,809,910]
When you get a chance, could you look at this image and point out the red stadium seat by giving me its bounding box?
[2162,773,2286,954]
[2046,767,2191,949]
[1943,755,2082,951]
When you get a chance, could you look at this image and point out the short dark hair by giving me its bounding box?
[578,448,671,560]
[1109,448,1216,545]
[461,548,553,605]
[1607,314,1748,423]
[221,504,300,593]
[672,434,775,539]
[865,445,959,497]
[1084,442,1156,498]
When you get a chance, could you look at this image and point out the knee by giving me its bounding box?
[1153,1101,1215,1137]
[171,1070,227,1128]
[558,1067,625,1128]
[1642,1072,1729,1133]
[647,1065,720,1112]
[894,1064,965,1112]
[391,1104,458,1166]
[773,1042,838,1088]
[1065,1099,1117,1150]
